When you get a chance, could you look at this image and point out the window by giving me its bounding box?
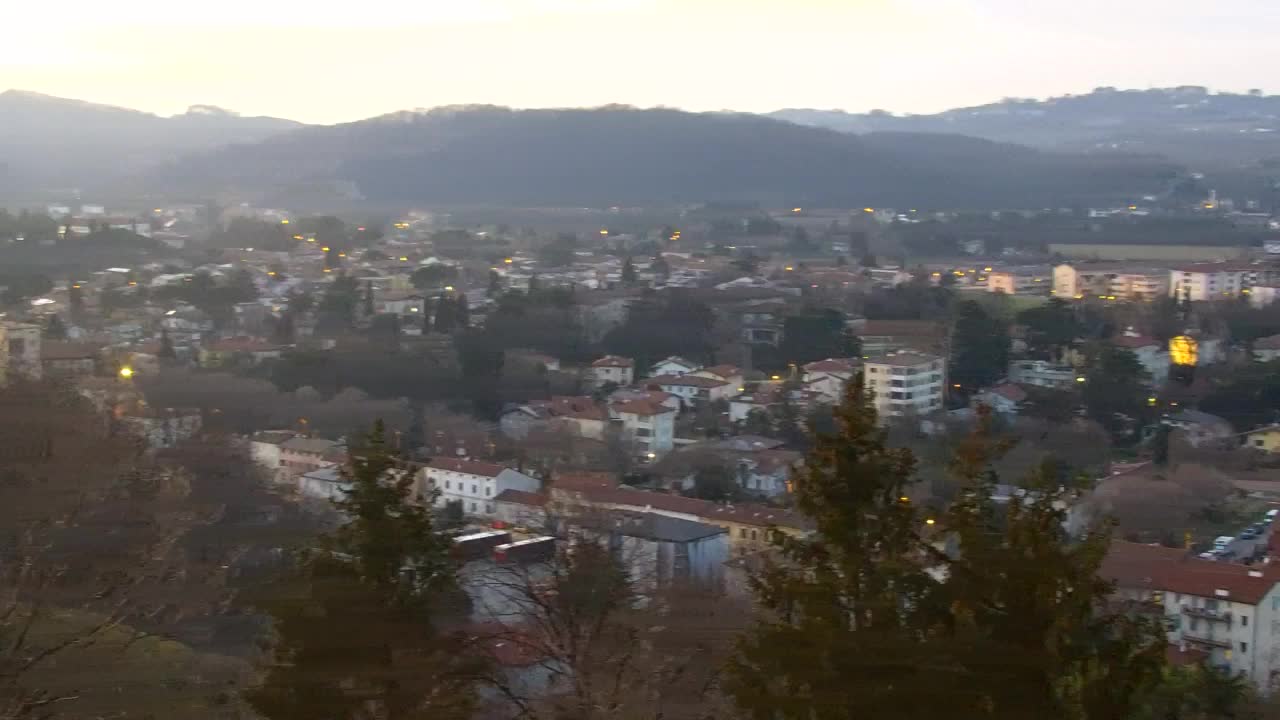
[485,503,494,514]
[1242,641,1249,654]
[1242,615,1249,627]
[635,428,652,437]
[739,528,747,539]
[750,530,758,541]
[485,487,491,496]
[891,380,905,388]
[1190,618,1200,632]
[469,502,476,512]
[445,480,452,490]
[868,367,879,374]
[471,485,477,494]
[890,392,904,400]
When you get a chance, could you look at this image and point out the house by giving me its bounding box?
[590,355,634,388]
[1008,359,1078,390]
[423,457,540,518]
[1053,263,1167,301]
[39,342,100,378]
[1101,540,1280,688]
[1170,263,1273,302]
[649,356,701,377]
[279,437,344,481]
[499,396,607,441]
[973,383,1027,416]
[646,374,733,408]
[862,351,946,420]
[1,321,43,381]
[729,386,782,423]
[568,510,729,589]
[1166,410,1235,448]
[689,364,745,391]
[119,406,202,449]
[493,489,549,530]
[1250,285,1280,309]
[297,465,348,501]
[986,265,1052,295]
[607,387,681,414]
[249,430,296,483]
[801,358,859,402]
[610,398,677,459]
[1242,425,1280,454]
[198,337,287,368]
[1111,329,1169,383]
[1254,334,1280,362]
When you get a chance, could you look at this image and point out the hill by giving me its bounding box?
[771,87,1280,171]
[0,90,302,196]
[150,105,1179,210]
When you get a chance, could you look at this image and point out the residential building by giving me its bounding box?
[1242,425,1280,454]
[1007,359,1078,390]
[198,337,287,368]
[1254,334,1280,362]
[298,465,348,501]
[39,342,99,378]
[986,265,1052,295]
[1166,410,1235,448]
[493,489,549,530]
[423,457,539,517]
[1101,540,1280,688]
[801,358,859,402]
[689,364,745,391]
[611,398,676,459]
[729,386,782,423]
[862,351,945,420]
[279,437,344,481]
[1053,263,1167,301]
[1,322,42,381]
[249,430,296,483]
[1112,329,1170,383]
[649,356,701,377]
[1250,285,1280,309]
[590,355,634,388]
[119,406,202,449]
[973,383,1027,416]
[646,374,733,407]
[1169,263,1273,302]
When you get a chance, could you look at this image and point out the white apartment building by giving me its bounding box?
[1103,541,1280,689]
[423,457,539,517]
[1007,360,1078,390]
[1251,285,1280,309]
[1053,263,1167,301]
[863,351,945,420]
[1169,263,1270,302]
[1,321,43,382]
[611,398,676,459]
[986,266,1051,295]
[590,355,635,388]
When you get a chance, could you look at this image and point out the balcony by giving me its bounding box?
[1182,605,1232,624]
[1182,632,1232,650]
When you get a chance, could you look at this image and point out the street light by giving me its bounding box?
[118,366,134,379]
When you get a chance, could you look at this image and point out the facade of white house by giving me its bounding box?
[612,399,676,459]
[590,355,634,388]
[423,457,539,517]
[863,351,945,420]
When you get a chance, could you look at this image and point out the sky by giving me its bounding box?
[3,0,1278,124]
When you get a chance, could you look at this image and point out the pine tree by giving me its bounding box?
[487,269,502,297]
[726,375,937,718]
[454,295,469,329]
[247,423,477,720]
[421,296,434,334]
[157,328,177,360]
[432,294,456,334]
[621,256,637,284]
[363,280,375,319]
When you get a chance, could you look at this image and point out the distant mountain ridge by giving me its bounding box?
[149,104,1179,210]
[0,90,302,195]
[770,87,1280,169]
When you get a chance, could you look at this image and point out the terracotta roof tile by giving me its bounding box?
[1101,540,1280,605]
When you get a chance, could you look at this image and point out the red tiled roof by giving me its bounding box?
[611,399,676,416]
[592,355,633,368]
[1171,262,1259,274]
[699,364,742,380]
[648,374,729,389]
[552,471,618,491]
[1101,540,1280,605]
[494,489,548,507]
[427,457,507,478]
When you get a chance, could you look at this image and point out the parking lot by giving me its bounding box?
[1207,512,1276,563]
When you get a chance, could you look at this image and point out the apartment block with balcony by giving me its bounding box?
[986,265,1052,296]
[1102,541,1280,689]
[1169,263,1277,302]
[862,351,945,421]
[1053,263,1168,301]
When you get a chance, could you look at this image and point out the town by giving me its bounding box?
[3,189,1280,717]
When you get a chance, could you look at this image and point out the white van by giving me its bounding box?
[1267,509,1278,520]
[1213,535,1234,551]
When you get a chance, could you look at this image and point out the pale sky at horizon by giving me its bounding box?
[3,0,1278,124]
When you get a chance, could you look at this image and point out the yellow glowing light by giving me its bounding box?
[925,518,936,526]
[338,253,347,258]
[118,366,134,379]
[785,266,794,271]
[771,375,781,381]
[1128,205,1137,210]
[1169,335,1198,367]
[504,258,513,264]
[323,268,332,273]
[931,272,941,278]
[280,219,289,224]
[1075,377,1086,383]
[444,286,454,291]
[952,383,962,389]
[899,496,910,503]
[321,246,330,252]
[792,207,802,213]
[863,208,874,213]
[400,257,409,261]
[600,229,609,235]
[153,208,162,213]
[267,271,277,276]
[983,267,992,272]
[306,237,315,242]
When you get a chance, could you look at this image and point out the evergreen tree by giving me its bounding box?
[43,314,67,340]
[487,270,502,297]
[364,280,376,319]
[68,283,85,322]
[949,300,1011,394]
[157,328,178,360]
[454,295,469,329]
[726,375,935,717]
[621,256,637,284]
[651,254,670,280]
[432,294,456,334]
[421,296,434,334]
[247,423,476,720]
